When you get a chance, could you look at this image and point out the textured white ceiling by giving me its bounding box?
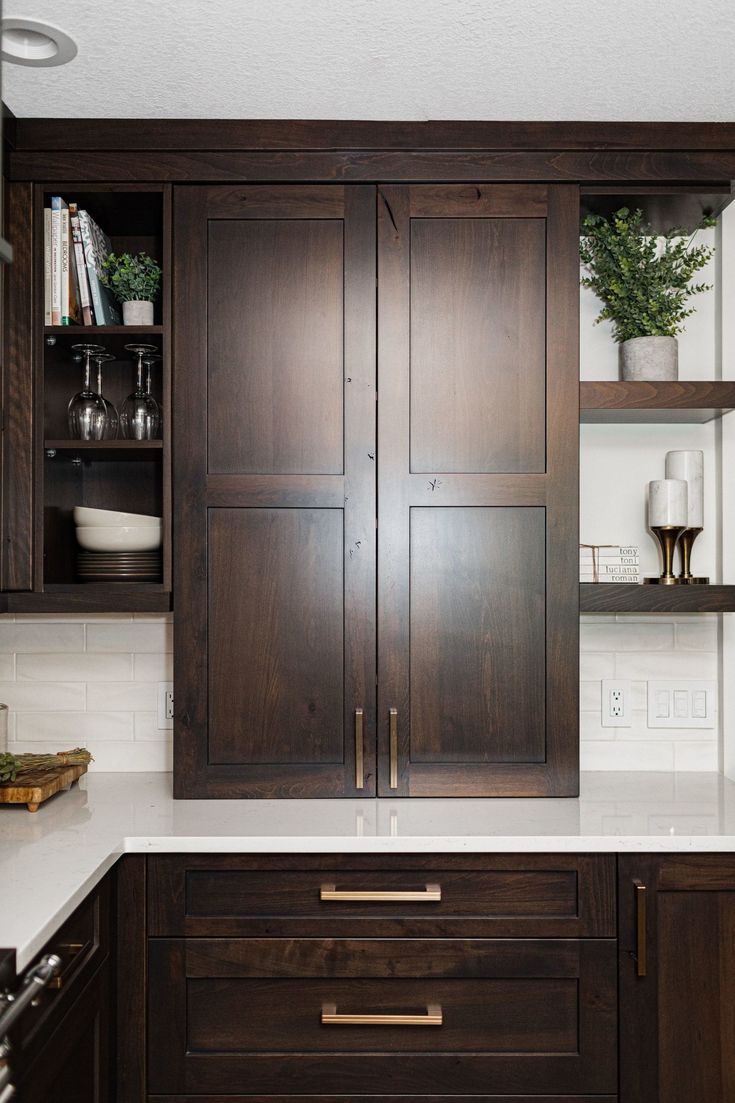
[4,0,735,120]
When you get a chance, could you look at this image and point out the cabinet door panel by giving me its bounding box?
[208,507,344,765]
[378,184,579,796]
[207,219,344,475]
[410,217,546,473]
[410,506,545,763]
[174,185,376,797]
[620,854,735,1103]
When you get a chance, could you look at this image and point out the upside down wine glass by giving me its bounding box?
[120,343,160,440]
[92,351,119,440]
[68,343,107,440]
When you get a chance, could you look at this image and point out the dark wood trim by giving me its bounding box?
[9,149,735,185]
[5,587,172,613]
[115,855,146,1103]
[149,1097,618,1103]
[13,118,735,152]
[580,380,735,423]
[580,583,735,613]
[2,180,34,590]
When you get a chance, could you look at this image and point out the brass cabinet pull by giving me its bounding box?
[633,879,647,977]
[389,707,398,789]
[354,708,364,790]
[322,1002,442,1026]
[320,882,441,902]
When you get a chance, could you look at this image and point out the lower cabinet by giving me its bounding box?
[619,853,735,1103]
[146,854,618,1099]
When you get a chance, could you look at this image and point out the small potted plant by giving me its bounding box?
[101,251,162,326]
[580,208,714,381]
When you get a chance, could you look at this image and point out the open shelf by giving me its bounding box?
[580,583,735,614]
[580,381,735,423]
[580,184,733,234]
[4,586,172,614]
[45,325,163,336]
[45,439,162,452]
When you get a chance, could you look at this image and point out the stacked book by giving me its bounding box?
[44,196,121,326]
[580,544,640,584]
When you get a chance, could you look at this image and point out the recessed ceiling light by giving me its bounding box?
[1,18,77,66]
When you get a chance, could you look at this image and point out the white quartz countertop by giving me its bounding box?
[4,770,735,971]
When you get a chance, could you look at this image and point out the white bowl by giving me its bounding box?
[73,506,162,528]
[75,526,162,552]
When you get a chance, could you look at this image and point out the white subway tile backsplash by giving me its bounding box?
[133,652,173,682]
[580,681,602,711]
[16,652,133,682]
[86,621,172,653]
[8,739,172,771]
[675,618,720,651]
[134,712,166,741]
[0,655,13,680]
[581,621,675,652]
[0,682,85,712]
[581,740,676,771]
[0,622,84,652]
[86,683,157,712]
[580,653,615,680]
[15,711,134,742]
[673,741,719,771]
[615,650,717,680]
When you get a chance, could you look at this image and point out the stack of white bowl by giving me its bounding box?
[73,507,163,583]
[73,507,163,551]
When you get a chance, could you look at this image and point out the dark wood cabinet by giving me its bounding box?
[173,182,578,799]
[147,853,616,1098]
[173,184,376,798]
[377,184,579,796]
[619,854,735,1103]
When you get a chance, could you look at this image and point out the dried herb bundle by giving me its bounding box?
[0,748,93,784]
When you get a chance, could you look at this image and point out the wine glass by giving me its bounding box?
[120,343,160,440]
[92,352,118,440]
[68,343,107,440]
[143,353,162,431]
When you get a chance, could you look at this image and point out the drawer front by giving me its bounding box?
[148,854,615,937]
[148,938,617,1095]
[10,873,111,1055]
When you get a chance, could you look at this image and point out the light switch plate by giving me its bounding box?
[647,680,717,729]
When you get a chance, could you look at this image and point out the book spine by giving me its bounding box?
[43,208,52,326]
[78,210,106,325]
[70,205,94,325]
[60,207,72,324]
[50,197,64,325]
[580,575,641,584]
[79,210,121,325]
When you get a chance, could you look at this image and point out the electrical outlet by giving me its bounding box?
[647,681,716,729]
[601,679,632,727]
[157,682,174,730]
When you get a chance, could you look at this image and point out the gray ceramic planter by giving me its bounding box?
[620,336,678,381]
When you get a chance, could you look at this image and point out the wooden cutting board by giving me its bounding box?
[0,764,88,812]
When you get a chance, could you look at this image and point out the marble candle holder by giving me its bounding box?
[645,479,688,585]
[665,450,708,583]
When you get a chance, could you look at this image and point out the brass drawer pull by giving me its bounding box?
[633,879,647,977]
[322,1002,442,1026]
[389,707,398,789]
[355,708,364,790]
[320,883,441,902]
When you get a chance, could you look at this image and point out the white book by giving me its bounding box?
[50,196,66,325]
[580,574,640,583]
[579,547,639,558]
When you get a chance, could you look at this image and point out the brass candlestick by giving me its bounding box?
[678,526,709,584]
[645,525,685,584]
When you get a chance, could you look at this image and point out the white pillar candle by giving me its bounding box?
[648,479,688,527]
[665,450,704,529]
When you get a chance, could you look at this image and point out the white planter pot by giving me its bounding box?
[620,336,678,382]
[122,300,154,326]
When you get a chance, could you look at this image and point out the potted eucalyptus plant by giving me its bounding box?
[580,207,714,381]
[101,251,162,326]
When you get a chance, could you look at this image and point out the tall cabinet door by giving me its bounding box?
[378,184,579,796]
[173,185,376,797]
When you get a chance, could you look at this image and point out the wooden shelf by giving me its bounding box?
[580,185,733,234]
[580,381,735,423]
[45,439,162,451]
[580,583,735,613]
[45,325,163,336]
[4,586,171,614]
